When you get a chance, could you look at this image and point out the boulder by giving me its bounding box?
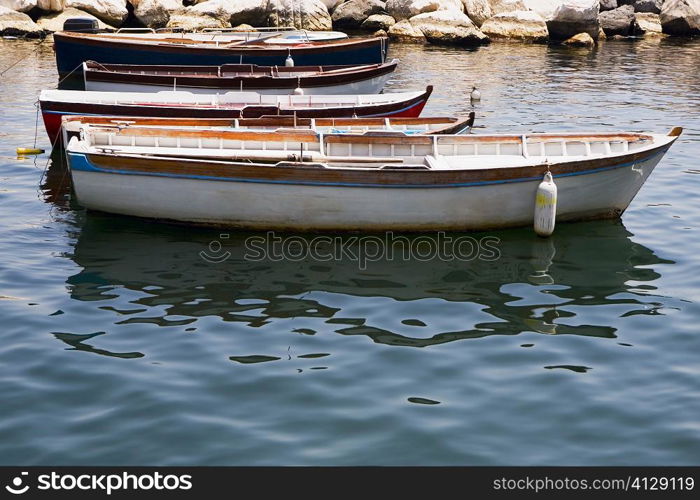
[489,0,527,15]
[166,9,227,29]
[599,4,634,35]
[129,0,181,28]
[600,0,618,10]
[361,13,396,30]
[462,0,491,26]
[189,0,266,27]
[65,0,128,26]
[542,1,600,40]
[633,11,663,33]
[267,0,332,30]
[634,0,662,13]
[660,0,700,34]
[0,0,36,12]
[387,0,463,21]
[563,31,595,44]
[373,28,387,35]
[36,7,113,30]
[409,9,490,44]
[480,9,548,41]
[387,17,426,40]
[0,5,45,36]
[331,0,385,28]
[36,0,65,12]
[320,0,343,13]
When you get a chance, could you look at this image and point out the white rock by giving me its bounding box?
[166,10,227,29]
[480,9,548,41]
[489,0,526,15]
[268,0,332,30]
[37,0,65,12]
[128,0,180,28]
[66,0,128,26]
[563,30,594,44]
[361,13,397,30]
[660,0,700,35]
[387,0,464,22]
[37,7,113,30]
[462,0,491,26]
[633,11,663,34]
[0,0,36,13]
[409,9,490,44]
[540,0,600,39]
[387,18,426,40]
[320,0,344,13]
[0,5,45,36]
[189,0,267,27]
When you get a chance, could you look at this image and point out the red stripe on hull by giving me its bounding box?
[43,112,63,144]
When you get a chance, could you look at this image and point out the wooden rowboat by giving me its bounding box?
[53,31,389,76]
[82,59,399,95]
[40,87,433,143]
[60,114,476,144]
[64,124,682,232]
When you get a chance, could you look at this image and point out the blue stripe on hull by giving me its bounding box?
[55,38,385,75]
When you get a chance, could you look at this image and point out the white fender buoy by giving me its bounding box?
[534,171,557,237]
[293,77,304,95]
[470,85,481,102]
[285,51,294,67]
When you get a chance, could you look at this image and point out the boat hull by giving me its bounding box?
[40,90,431,142]
[66,147,668,232]
[54,32,389,76]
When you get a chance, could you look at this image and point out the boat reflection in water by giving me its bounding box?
[58,212,673,357]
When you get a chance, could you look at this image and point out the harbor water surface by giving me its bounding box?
[0,38,699,465]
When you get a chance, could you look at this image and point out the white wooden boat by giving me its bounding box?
[64,125,682,232]
[81,59,399,95]
[60,114,476,144]
[40,87,433,142]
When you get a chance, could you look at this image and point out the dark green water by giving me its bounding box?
[0,37,699,465]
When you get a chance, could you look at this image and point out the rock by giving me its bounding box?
[387,0,464,22]
[267,0,332,30]
[387,17,426,40]
[634,0,662,13]
[542,0,600,40]
[480,9,548,41]
[331,0,385,28]
[166,9,227,30]
[633,11,663,33]
[231,23,255,30]
[37,7,113,30]
[36,0,65,12]
[320,0,343,13]
[66,0,129,26]
[462,0,491,26]
[490,0,527,15]
[129,0,181,29]
[0,0,36,12]
[563,31,595,44]
[410,9,490,44]
[189,0,266,27]
[0,5,45,36]
[600,0,617,10]
[660,0,700,35]
[361,13,396,30]
[373,28,387,36]
[599,4,634,35]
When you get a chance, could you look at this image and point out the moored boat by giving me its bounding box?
[82,59,399,95]
[40,87,434,143]
[53,31,389,76]
[64,124,682,232]
[60,114,476,144]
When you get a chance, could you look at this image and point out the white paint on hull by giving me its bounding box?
[70,153,663,231]
[84,74,393,95]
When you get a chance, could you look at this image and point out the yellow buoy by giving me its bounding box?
[534,171,557,237]
[16,147,45,155]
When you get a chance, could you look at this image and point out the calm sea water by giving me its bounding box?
[0,37,699,466]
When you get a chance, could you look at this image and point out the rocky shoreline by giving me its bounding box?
[0,0,698,44]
